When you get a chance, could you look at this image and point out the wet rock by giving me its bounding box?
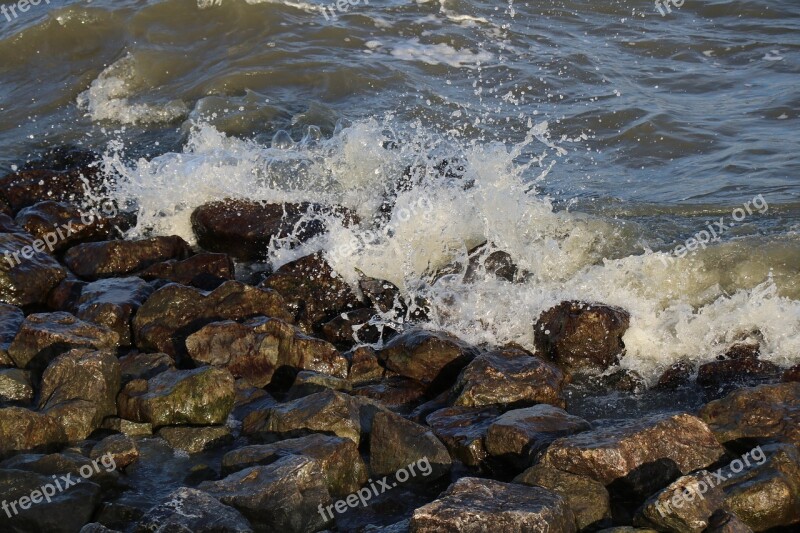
[8,312,119,372]
[0,450,121,491]
[287,370,352,400]
[118,351,175,384]
[192,200,357,260]
[540,413,725,487]
[321,307,382,347]
[0,228,68,306]
[705,510,754,533]
[359,277,406,315]
[74,277,154,346]
[80,524,120,533]
[426,406,501,467]
[20,146,99,173]
[378,328,479,388]
[232,392,278,425]
[409,477,576,532]
[464,244,519,283]
[783,364,800,382]
[185,316,347,388]
[719,444,800,531]
[64,236,193,280]
[0,368,33,403]
[600,368,646,393]
[138,252,235,289]
[90,433,139,470]
[221,434,367,496]
[369,410,451,480]
[117,367,235,428]
[654,361,694,390]
[100,417,153,436]
[0,303,24,366]
[515,463,611,530]
[534,301,630,373]
[486,404,591,469]
[634,470,725,532]
[698,382,800,447]
[452,348,567,408]
[697,356,781,394]
[352,377,427,411]
[134,487,253,533]
[46,277,88,312]
[45,400,101,444]
[347,345,390,385]
[0,164,103,212]
[0,467,102,532]
[132,280,292,357]
[0,407,66,456]
[15,201,125,253]
[199,455,331,532]
[38,349,121,440]
[158,426,233,454]
[260,252,363,332]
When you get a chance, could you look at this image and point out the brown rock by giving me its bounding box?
[138,252,235,289]
[90,433,140,469]
[534,301,630,373]
[705,510,754,533]
[634,470,725,532]
[0,228,67,306]
[0,368,33,403]
[654,361,694,390]
[0,303,24,366]
[697,357,781,393]
[426,406,501,467]
[369,410,451,480]
[352,377,427,411]
[0,407,66,456]
[15,201,127,252]
[75,277,154,346]
[158,426,233,454]
[320,307,382,347]
[118,351,175,383]
[287,370,352,400]
[783,364,800,382]
[347,346,389,385]
[0,167,100,213]
[64,236,193,280]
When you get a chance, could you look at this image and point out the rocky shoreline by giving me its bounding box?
[0,149,798,532]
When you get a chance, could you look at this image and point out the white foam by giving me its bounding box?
[390,39,493,68]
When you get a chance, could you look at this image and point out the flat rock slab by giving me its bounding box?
[410,477,577,532]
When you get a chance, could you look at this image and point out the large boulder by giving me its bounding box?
[221,434,367,496]
[0,227,67,306]
[15,201,127,252]
[191,199,355,261]
[426,406,502,467]
[38,349,121,441]
[8,312,119,372]
[63,236,193,280]
[634,470,725,533]
[369,410,451,480]
[409,477,576,532]
[534,301,630,373]
[698,382,800,447]
[134,487,253,533]
[199,455,331,533]
[259,252,363,332]
[117,367,235,428]
[539,413,725,488]
[132,281,292,357]
[0,167,100,213]
[74,277,154,346]
[378,328,479,388]
[0,407,66,456]
[186,316,347,388]
[452,348,567,408]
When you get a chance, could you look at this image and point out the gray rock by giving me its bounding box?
[135,487,253,532]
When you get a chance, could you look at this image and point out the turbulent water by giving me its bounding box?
[1,0,799,382]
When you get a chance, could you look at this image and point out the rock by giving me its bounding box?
[138,252,235,289]
[698,382,800,447]
[634,470,725,532]
[199,455,331,532]
[191,199,355,261]
[80,524,120,533]
[243,389,368,446]
[697,357,781,394]
[260,252,363,332]
[100,417,153,436]
[90,434,139,469]
[534,301,630,373]
[0,467,102,532]
[134,487,253,532]
[15,201,126,253]
[705,510,755,533]
[359,276,407,316]
[515,463,611,530]
[158,426,233,454]
[464,244,519,283]
[409,477,576,532]
[348,346,389,385]
[352,377,427,411]
[132,280,292,357]
[0,368,33,403]
[369,410,451,480]
[118,351,175,383]
[44,400,100,444]
[0,167,100,213]
[221,434,367,496]
[74,277,154,346]
[46,277,88,312]
[186,316,347,388]
[321,307,382,347]
[8,312,119,372]
[452,348,567,408]
[426,406,501,467]
[783,364,800,382]
[378,328,479,388]
[0,407,66,456]
[0,450,121,491]
[117,367,235,428]
[654,361,694,390]
[0,229,67,306]
[540,413,725,488]
[0,303,24,365]
[38,349,121,440]
[486,405,591,469]
[719,443,800,531]
[63,236,193,280]
[287,370,352,400]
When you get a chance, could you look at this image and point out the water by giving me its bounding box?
[1,0,800,382]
